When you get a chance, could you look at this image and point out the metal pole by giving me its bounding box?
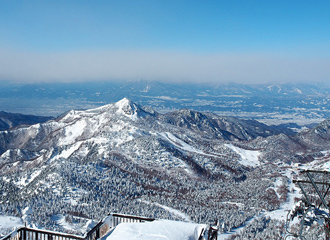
[306,172,329,211]
[297,182,312,206]
[319,185,330,209]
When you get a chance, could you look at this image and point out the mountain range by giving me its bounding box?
[1,81,330,126]
[1,98,330,238]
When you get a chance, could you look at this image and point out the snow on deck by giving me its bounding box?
[102,220,204,240]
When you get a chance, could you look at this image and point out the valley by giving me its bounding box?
[1,81,330,127]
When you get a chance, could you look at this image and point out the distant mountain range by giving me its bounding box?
[0,81,329,125]
[0,111,53,131]
[1,99,330,237]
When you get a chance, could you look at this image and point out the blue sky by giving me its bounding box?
[0,0,329,83]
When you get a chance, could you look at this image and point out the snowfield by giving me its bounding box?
[225,144,260,167]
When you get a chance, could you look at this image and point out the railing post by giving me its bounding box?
[19,229,22,240]
[23,228,27,240]
[95,230,99,240]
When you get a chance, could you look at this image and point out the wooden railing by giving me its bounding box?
[84,219,104,240]
[1,213,156,240]
[1,227,84,240]
[110,213,155,228]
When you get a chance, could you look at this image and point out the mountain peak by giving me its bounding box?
[114,98,157,119]
[115,97,133,109]
[115,98,139,116]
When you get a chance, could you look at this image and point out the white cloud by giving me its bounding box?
[0,48,329,84]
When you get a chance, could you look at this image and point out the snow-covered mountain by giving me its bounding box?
[0,98,285,174]
[1,99,330,238]
[296,119,330,149]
